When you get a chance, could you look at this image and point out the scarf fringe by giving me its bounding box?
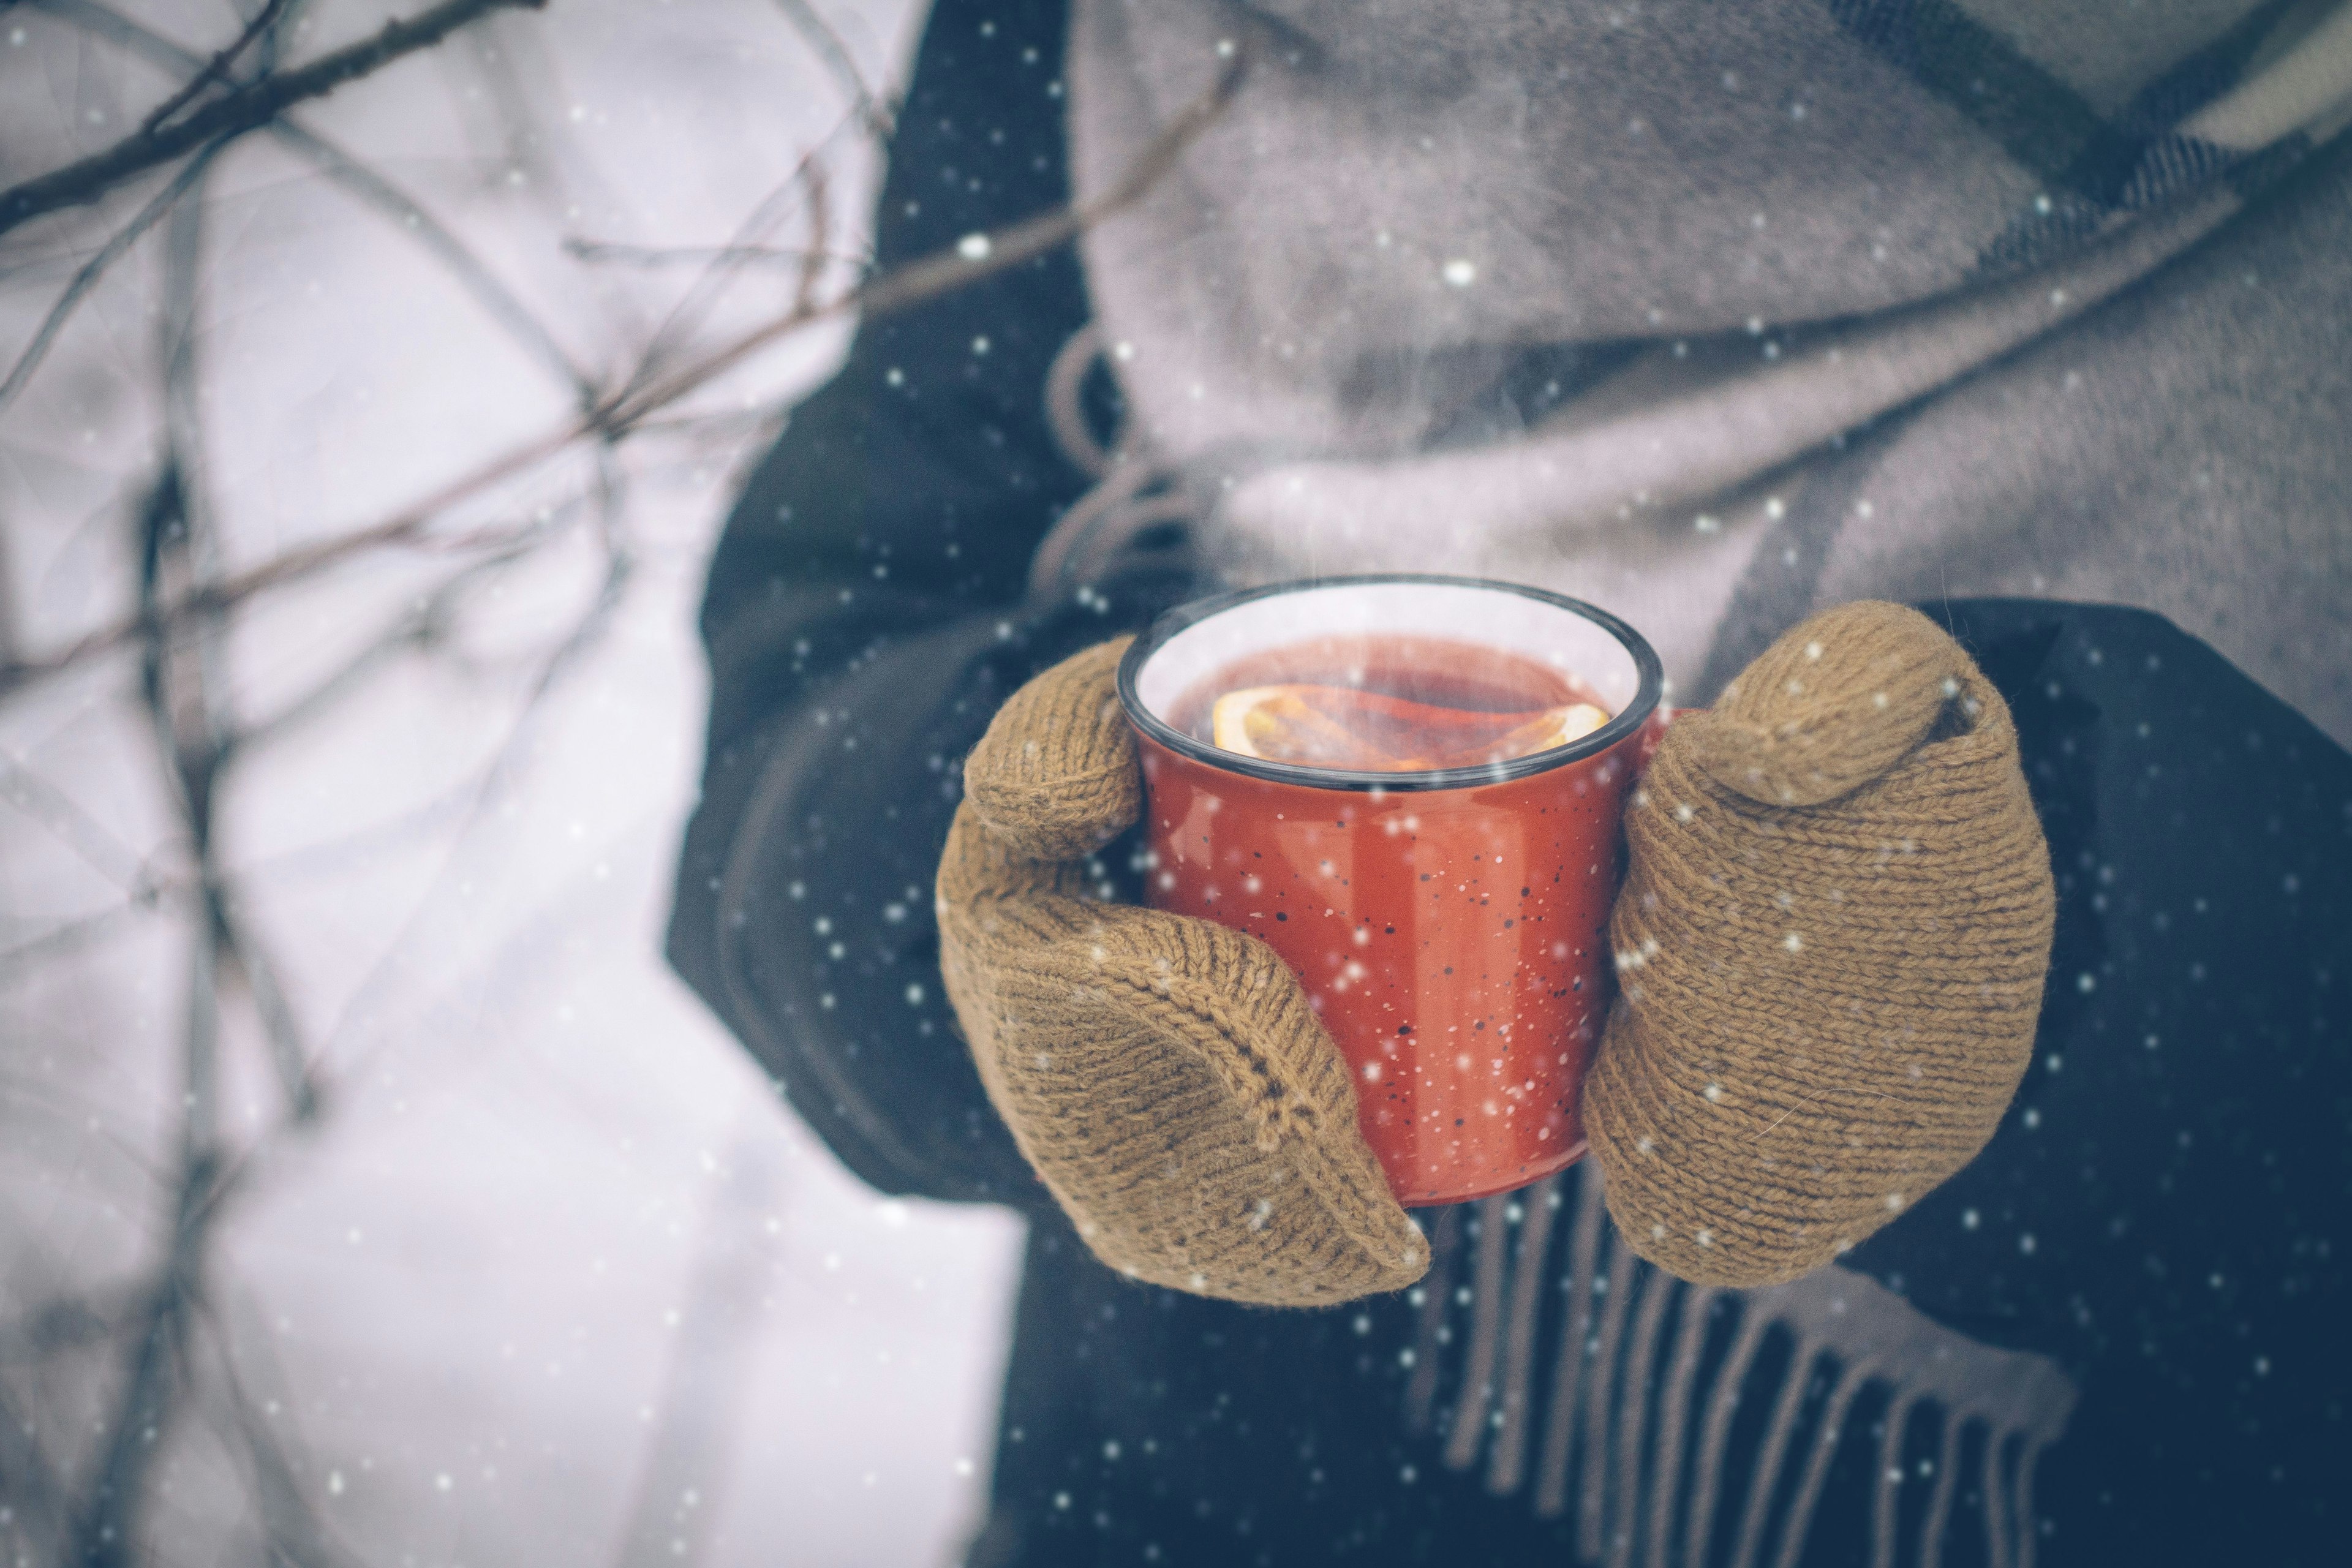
[1409,1170,2078,1568]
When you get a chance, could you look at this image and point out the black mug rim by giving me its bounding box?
[1115,574,1664,794]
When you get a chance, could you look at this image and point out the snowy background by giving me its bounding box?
[0,2,1028,1563]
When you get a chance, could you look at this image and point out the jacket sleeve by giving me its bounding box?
[666,0,1166,1205]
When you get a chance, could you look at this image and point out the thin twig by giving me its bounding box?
[67,180,236,1568]
[607,1131,780,1568]
[189,1292,346,1568]
[496,443,631,767]
[0,443,580,699]
[617,113,849,398]
[606,404,789,443]
[452,6,574,203]
[154,159,318,1126]
[0,0,545,238]
[769,0,891,135]
[227,541,532,756]
[0,472,17,664]
[0,754,154,891]
[0,898,160,981]
[137,0,293,135]
[564,236,871,271]
[0,1068,172,1185]
[71,824,224,1565]
[0,1379,69,1564]
[146,422,717,1242]
[442,0,655,355]
[605,44,1248,426]
[792,160,832,318]
[282,121,594,397]
[0,143,221,414]
[206,881,320,1121]
[66,1152,220,1567]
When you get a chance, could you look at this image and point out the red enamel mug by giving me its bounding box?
[1116,575,1665,1207]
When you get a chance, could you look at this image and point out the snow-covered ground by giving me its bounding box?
[1,4,1026,1563]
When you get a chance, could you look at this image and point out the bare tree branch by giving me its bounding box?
[137,0,294,137]
[0,0,546,238]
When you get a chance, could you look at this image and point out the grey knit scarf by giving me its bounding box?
[1047,0,2352,739]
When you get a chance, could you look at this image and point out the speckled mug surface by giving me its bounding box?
[1118,576,1664,1206]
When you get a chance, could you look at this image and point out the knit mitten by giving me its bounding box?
[1585,601,2056,1287]
[936,638,1429,1306]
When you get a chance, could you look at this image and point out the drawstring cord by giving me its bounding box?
[1027,325,1198,608]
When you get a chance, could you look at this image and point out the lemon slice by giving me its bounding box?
[1212,685,1386,768]
[1210,685,1610,771]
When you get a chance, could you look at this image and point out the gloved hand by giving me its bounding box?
[1588,600,2055,1285]
[935,639,1428,1307]
[938,603,2053,1304]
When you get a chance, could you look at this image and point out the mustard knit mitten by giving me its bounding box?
[936,639,1429,1307]
[1585,601,2056,1287]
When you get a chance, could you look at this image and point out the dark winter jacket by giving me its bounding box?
[668,3,2351,1562]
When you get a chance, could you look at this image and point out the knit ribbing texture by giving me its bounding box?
[1585,601,2056,1287]
[939,638,1429,1306]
